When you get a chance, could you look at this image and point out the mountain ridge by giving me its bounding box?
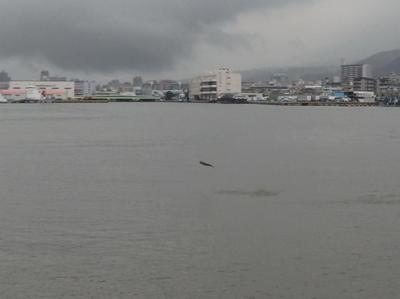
[240,49,400,81]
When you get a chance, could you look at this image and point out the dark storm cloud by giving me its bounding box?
[0,0,300,72]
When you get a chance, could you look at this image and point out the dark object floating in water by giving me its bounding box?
[199,161,214,168]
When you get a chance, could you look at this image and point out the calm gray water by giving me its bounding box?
[1,103,400,298]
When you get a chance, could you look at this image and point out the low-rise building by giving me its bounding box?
[235,93,266,102]
[4,80,75,100]
[353,77,377,93]
[378,73,400,98]
[353,91,376,103]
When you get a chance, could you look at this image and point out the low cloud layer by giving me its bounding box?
[0,0,298,73]
[0,0,399,78]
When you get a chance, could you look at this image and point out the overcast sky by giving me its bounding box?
[0,0,399,81]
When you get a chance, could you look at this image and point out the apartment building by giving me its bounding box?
[190,68,242,101]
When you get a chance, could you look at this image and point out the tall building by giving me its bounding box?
[190,68,242,101]
[0,70,11,82]
[74,80,96,97]
[133,76,143,87]
[341,64,372,82]
[0,71,11,90]
[40,70,50,81]
[341,64,374,92]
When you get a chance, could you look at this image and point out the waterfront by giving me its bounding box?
[0,99,386,106]
[1,103,400,298]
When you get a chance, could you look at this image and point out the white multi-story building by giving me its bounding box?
[190,68,242,101]
[5,81,75,100]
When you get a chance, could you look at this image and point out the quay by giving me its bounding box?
[0,98,391,107]
[257,101,379,107]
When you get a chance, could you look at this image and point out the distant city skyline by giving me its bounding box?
[0,0,399,80]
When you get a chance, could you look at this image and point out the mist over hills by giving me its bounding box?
[241,49,400,82]
[241,66,339,82]
[359,49,400,77]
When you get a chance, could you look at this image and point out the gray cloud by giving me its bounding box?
[0,0,300,73]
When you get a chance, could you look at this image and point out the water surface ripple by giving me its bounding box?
[1,103,400,298]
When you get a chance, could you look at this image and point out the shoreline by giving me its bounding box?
[1,100,394,107]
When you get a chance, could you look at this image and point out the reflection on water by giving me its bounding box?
[356,194,400,205]
[216,189,281,197]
